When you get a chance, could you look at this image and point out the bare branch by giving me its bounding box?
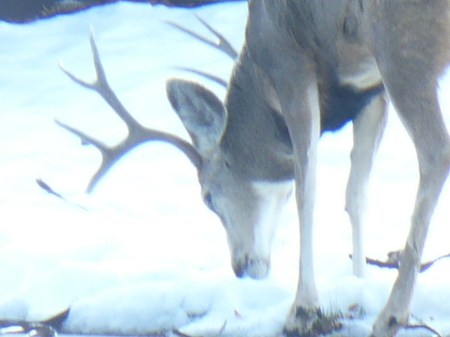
[350,250,450,273]
[0,308,69,337]
[58,32,202,193]
[0,0,246,24]
[419,252,450,272]
[148,0,244,7]
[401,323,443,337]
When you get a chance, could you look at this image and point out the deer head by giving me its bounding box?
[57,31,292,280]
[166,79,292,278]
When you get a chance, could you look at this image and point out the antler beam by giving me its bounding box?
[57,32,202,193]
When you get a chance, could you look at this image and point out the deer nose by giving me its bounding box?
[233,264,245,278]
[233,256,270,280]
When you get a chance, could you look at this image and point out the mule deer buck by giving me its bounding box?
[57,2,450,336]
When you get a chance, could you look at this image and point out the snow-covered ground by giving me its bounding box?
[0,2,449,337]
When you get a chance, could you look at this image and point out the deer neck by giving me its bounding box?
[220,48,294,182]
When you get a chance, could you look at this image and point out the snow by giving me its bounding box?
[1,2,450,337]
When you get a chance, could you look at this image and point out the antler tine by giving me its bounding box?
[166,16,238,60]
[59,32,141,130]
[194,15,238,60]
[173,67,228,88]
[57,32,202,193]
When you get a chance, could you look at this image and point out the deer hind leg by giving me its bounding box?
[346,93,388,278]
[371,84,450,337]
[367,4,450,335]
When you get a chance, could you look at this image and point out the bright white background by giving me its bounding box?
[0,2,449,336]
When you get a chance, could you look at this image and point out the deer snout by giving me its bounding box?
[232,255,270,279]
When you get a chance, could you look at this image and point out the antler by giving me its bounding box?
[167,15,238,60]
[166,15,238,88]
[56,32,202,193]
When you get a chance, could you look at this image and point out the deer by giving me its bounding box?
[56,1,450,336]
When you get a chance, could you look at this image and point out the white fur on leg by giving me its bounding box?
[300,81,321,305]
[346,95,387,278]
[284,81,323,335]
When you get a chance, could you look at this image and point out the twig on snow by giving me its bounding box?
[36,178,88,211]
[350,250,450,273]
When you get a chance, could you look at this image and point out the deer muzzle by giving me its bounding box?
[232,255,270,279]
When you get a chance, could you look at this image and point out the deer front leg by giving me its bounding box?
[282,80,321,336]
[270,69,337,335]
[282,77,343,336]
[346,93,387,277]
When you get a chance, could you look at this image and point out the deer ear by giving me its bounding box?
[166,79,227,155]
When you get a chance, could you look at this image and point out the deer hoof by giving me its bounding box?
[371,311,406,337]
[283,307,342,337]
